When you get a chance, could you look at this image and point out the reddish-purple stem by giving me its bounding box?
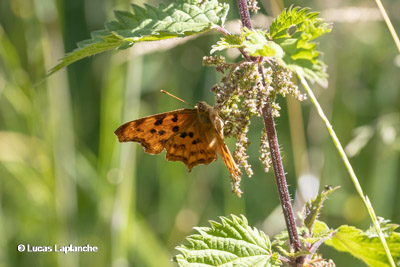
[236,0,252,29]
[259,65,302,254]
[235,0,303,260]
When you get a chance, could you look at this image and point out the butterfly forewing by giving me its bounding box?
[114,109,197,154]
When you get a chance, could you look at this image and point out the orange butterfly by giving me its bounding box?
[114,101,242,194]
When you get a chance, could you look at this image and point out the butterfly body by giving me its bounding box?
[114,102,241,179]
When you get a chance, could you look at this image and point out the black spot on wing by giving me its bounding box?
[158,130,166,135]
[173,144,186,149]
[154,115,166,126]
[159,139,167,145]
[192,138,201,145]
[188,132,194,138]
[172,114,178,122]
[135,118,145,126]
[180,132,187,138]
[150,129,156,134]
[172,126,179,132]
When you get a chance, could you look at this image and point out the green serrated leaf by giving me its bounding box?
[365,217,400,238]
[303,186,340,232]
[174,215,281,267]
[211,29,284,59]
[312,220,331,235]
[269,6,317,40]
[325,221,400,267]
[273,221,335,256]
[210,34,243,54]
[243,29,284,58]
[44,0,229,79]
[268,6,332,87]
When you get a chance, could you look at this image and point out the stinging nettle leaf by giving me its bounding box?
[365,217,400,238]
[268,6,332,87]
[210,34,244,54]
[174,214,281,267]
[303,186,340,232]
[269,6,319,40]
[44,0,229,80]
[211,29,284,60]
[325,220,400,267]
[243,29,284,58]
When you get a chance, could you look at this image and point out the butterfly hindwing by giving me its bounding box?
[114,109,197,154]
[205,104,242,179]
[165,122,218,171]
[215,133,242,179]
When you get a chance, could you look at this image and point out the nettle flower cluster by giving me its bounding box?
[203,55,306,177]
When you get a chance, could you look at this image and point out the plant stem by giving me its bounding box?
[235,0,302,259]
[261,102,302,252]
[236,0,252,29]
[298,74,396,267]
[374,0,400,53]
[259,66,302,255]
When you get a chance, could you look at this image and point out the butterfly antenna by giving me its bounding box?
[160,90,193,107]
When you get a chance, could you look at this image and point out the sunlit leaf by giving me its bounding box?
[325,220,400,267]
[211,28,283,58]
[174,215,281,266]
[243,29,284,58]
[273,221,335,256]
[45,0,229,79]
[269,6,332,87]
[210,34,243,54]
[303,186,340,232]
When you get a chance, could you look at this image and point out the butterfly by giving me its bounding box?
[114,101,242,193]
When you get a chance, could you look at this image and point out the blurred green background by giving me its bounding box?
[0,0,399,266]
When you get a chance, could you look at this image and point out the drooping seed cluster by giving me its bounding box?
[203,55,306,177]
[247,0,260,14]
[259,128,271,172]
[268,62,307,102]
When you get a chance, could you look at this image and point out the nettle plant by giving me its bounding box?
[45,0,399,266]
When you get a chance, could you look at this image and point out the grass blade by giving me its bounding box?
[298,73,396,267]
